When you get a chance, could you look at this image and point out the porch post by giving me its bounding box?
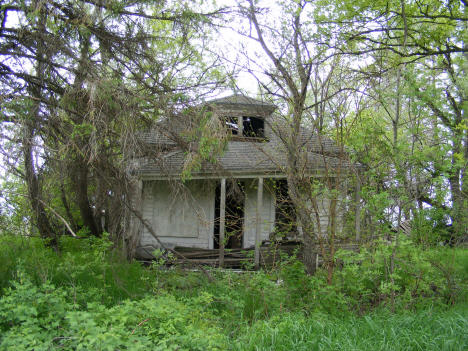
[255,177,263,270]
[238,116,243,136]
[219,178,226,268]
[354,176,361,242]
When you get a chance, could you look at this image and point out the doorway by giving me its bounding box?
[274,179,297,237]
[214,181,245,249]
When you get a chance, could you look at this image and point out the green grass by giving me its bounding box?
[1,234,468,350]
[230,305,468,350]
[0,235,154,306]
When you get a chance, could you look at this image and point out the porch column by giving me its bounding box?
[354,176,361,242]
[238,116,243,136]
[255,177,263,270]
[219,178,226,268]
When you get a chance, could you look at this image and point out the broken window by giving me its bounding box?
[225,117,239,135]
[243,117,265,138]
[225,116,266,139]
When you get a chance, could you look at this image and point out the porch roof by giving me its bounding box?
[131,138,357,179]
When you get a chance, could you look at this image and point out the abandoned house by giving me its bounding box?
[129,94,360,267]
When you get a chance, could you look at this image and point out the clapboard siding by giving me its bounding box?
[138,178,346,250]
[305,189,346,237]
[139,180,213,248]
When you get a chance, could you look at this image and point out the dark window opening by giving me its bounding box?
[225,116,266,139]
[243,117,265,138]
[274,179,297,236]
[214,182,245,249]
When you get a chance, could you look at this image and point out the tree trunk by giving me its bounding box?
[302,233,316,275]
[22,8,59,252]
[60,181,78,233]
[68,32,103,238]
[450,129,464,237]
[73,156,103,237]
[326,258,335,286]
[23,124,59,252]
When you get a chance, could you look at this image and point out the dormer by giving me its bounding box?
[202,94,276,141]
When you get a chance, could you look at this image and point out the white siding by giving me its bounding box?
[243,179,275,248]
[304,184,347,238]
[138,177,345,250]
[139,178,276,249]
[139,180,213,248]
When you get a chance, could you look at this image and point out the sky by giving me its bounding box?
[209,0,286,99]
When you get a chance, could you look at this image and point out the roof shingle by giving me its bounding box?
[131,95,359,177]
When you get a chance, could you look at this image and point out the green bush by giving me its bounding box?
[1,233,468,350]
[0,271,226,351]
[333,239,468,310]
[0,235,153,306]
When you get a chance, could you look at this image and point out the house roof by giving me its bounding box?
[132,94,360,178]
[132,141,351,178]
[201,94,277,109]
[137,118,187,147]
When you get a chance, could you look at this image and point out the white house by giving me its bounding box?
[129,95,358,267]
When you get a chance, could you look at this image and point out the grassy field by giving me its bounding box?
[1,234,468,350]
[230,307,468,350]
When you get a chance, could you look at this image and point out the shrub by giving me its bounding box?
[0,271,226,351]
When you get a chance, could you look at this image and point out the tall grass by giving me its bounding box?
[2,234,468,350]
[0,235,153,306]
[230,305,468,350]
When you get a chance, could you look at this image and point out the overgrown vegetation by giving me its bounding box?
[2,0,468,349]
[1,234,467,350]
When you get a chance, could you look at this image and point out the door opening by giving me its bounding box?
[214,181,245,249]
[274,179,297,238]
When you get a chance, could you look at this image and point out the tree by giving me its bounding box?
[0,0,227,250]
[221,0,365,282]
[315,0,468,238]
